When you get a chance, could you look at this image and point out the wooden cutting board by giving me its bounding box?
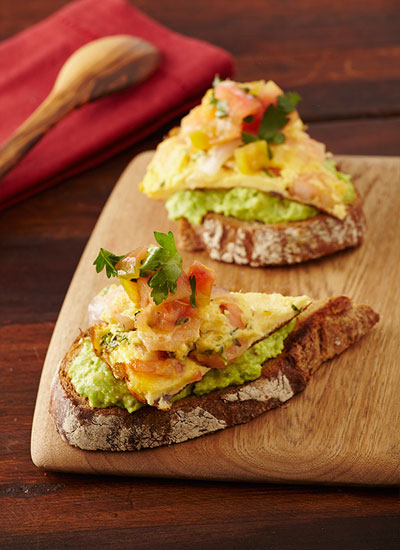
[31,153,400,485]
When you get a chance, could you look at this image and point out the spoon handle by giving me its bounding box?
[0,35,159,181]
[0,91,75,180]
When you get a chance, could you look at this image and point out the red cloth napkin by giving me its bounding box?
[0,0,234,210]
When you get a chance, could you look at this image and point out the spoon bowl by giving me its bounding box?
[0,35,160,179]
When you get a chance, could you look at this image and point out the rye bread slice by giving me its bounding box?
[49,296,379,451]
[177,194,365,266]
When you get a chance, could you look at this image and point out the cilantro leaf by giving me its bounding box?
[93,248,125,278]
[189,275,197,308]
[241,91,302,155]
[93,233,183,306]
[140,231,183,306]
[277,92,301,114]
[258,104,289,142]
[241,132,259,144]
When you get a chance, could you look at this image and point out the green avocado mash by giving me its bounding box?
[165,188,318,225]
[324,160,355,204]
[193,319,295,395]
[69,320,295,412]
[69,338,143,413]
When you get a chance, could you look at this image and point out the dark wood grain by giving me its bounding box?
[0,0,399,548]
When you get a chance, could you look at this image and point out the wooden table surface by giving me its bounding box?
[1,0,399,548]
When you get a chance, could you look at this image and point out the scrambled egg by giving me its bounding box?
[140,80,352,219]
[90,323,209,409]
[89,291,310,409]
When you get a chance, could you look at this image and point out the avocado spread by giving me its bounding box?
[193,319,295,395]
[69,320,295,412]
[69,338,143,413]
[166,188,318,226]
[165,162,355,225]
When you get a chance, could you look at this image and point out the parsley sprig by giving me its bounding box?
[139,231,183,305]
[242,91,301,157]
[93,232,183,306]
[93,249,125,278]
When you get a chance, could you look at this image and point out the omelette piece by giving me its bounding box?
[90,323,209,409]
[140,79,355,219]
[82,234,312,410]
[89,290,310,408]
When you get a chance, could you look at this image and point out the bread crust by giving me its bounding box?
[49,297,379,451]
[177,195,365,266]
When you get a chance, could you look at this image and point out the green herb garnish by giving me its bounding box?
[100,331,128,349]
[93,249,125,278]
[94,232,183,306]
[140,231,183,306]
[210,75,229,118]
[241,91,301,155]
[291,303,302,314]
[189,275,197,308]
[263,168,274,177]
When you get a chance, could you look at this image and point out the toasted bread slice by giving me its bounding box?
[49,297,378,451]
[177,194,365,266]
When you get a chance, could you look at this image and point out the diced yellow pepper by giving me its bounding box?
[189,131,210,150]
[119,279,139,306]
[234,141,269,174]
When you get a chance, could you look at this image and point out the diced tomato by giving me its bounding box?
[266,166,281,177]
[145,300,194,331]
[241,109,264,135]
[129,356,184,378]
[115,247,148,278]
[241,84,282,136]
[163,272,192,304]
[214,81,262,123]
[219,300,246,329]
[187,261,216,307]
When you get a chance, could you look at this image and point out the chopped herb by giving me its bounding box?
[100,332,128,349]
[241,91,301,157]
[230,327,239,335]
[210,75,229,118]
[212,74,221,87]
[159,181,165,188]
[233,338,241,347]
[215,99,228,118]
[241,131,258,144]
[189,275,197,308]
[278,92,302,115]
[218,345,228,364]
[291,303,302,314]
[175,317,190,326]
[263,168,274,177]
[93,248,125,278]
[202,349,214,356]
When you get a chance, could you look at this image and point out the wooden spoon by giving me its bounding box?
[0,35,160,180]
